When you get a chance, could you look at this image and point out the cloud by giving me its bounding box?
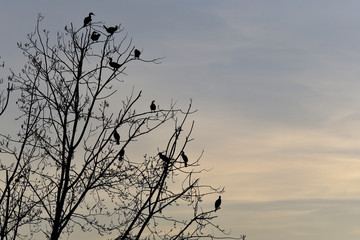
[222,198,360,240]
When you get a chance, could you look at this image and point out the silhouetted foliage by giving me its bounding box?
[0,59,11,116]
[0,13,244,240]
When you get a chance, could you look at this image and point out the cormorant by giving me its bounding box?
[158,152,170,163]
[113,128,120,145]
[119,148,125,160]
[215,196,221,212]
[134,49,141,59]
[103,25,118,35]
[91,31,101,41]
[108,58,121,69]
[181,151,188,167]
[83,12,94,27]
[150,100,156,112]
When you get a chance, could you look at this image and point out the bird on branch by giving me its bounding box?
[113,128,120,145]
[158,152,170,163]
[215,196,221,212]
[119,148,125,160]
[91,31,100,41]
[103,25,118,35]
[134,49,141,59]
[150,100,156,112]
[108,57,121,70]
[180,151,188,167]
[83,12,94,27]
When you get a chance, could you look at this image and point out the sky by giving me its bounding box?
[2,0,360,239]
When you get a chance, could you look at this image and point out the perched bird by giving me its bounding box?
[113,128,120,145]
[91,31,101,41]
[180,151,188,167]
[83,12,94,27]
[108,58,121,69]
[119,148,125,160]
[134,49,141,59]
[103,25,118,35]
[150,100,156,112]
[215,196,221,212]
[158,152,170,163]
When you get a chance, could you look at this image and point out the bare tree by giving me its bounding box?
[0,50,38,240]
[0,58,12,116]
[0,13,244,240]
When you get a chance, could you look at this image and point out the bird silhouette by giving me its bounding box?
[91,31,101,41]
[134,49,141,59]
[83,12,94,27]
[158,152,170,163]
[108,58,121,70]
[180,151,188,167]
[215,196,221,211]
[150,100,156,112]
[113,128,120,145]
[119,148,125,160]
[103,25,118,35]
